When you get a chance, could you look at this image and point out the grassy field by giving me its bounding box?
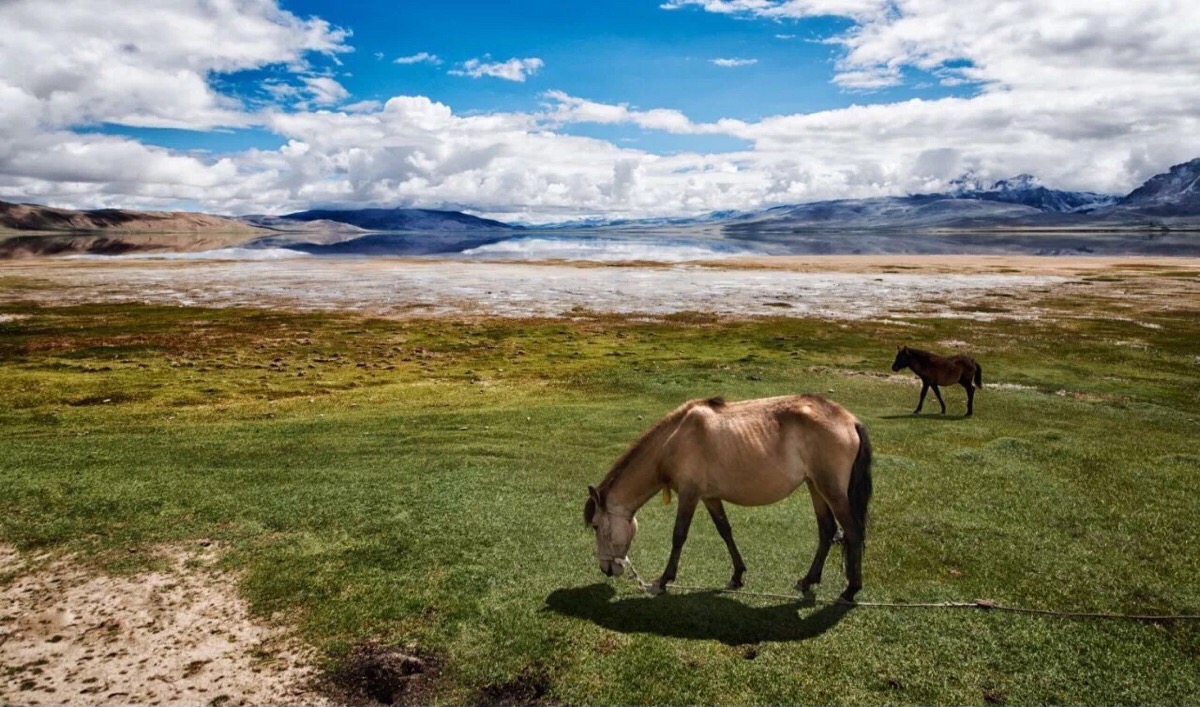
[1,292,1199,704]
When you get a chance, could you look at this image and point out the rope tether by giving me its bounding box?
[620,559,1200,622]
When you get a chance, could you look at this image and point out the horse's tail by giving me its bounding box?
[849,421,873,540]
[974,361,983,389]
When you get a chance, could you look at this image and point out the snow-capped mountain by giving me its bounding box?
[1116,158,1200,216]
[949,173,1118,213]
[723,195,1044,231]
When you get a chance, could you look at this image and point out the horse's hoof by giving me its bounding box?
[726,578,744,590]
[649,583,668,596]
[838,587,860,603]
[796,578,817,593]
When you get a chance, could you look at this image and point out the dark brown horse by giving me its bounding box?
[891,346,983,416]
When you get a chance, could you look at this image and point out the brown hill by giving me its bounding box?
[0,200,266,234]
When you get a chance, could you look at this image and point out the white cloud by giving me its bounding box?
[394,52,442,66]
[342,100,384,113]
[541,91,713,134]
[661,0,886,20]
[710,58,758,67]
[302,77,350,106]
[0,0,350,131]
[449,57,544,82]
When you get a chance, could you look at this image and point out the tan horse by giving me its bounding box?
[583,395,873,602]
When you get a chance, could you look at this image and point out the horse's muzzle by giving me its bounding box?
[598,557,628,578]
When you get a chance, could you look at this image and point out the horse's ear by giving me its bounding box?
[588,485,604,508]
[583,496,596,526]
[896,345,901,351]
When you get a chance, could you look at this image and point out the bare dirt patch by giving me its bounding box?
[325,641,441,706]
[0,543,324,706]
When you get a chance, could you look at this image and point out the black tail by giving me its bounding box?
[974,362,983,390]
[849,421,873,540]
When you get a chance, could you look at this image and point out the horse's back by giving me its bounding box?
[667,395,860,505]
[684,394,857,437]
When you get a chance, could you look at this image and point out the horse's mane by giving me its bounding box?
[905,347,935,362]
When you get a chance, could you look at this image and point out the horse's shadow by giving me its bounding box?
[544,583,853,645]
[879,413,970,421]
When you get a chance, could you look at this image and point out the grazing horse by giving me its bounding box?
[583,395,873,602]
[891,346,983,416]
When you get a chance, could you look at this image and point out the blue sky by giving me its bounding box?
[97,0,975,159]
[2,0,1197,220]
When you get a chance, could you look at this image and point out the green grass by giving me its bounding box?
[1,301,1198,704]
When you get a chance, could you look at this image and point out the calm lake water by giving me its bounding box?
[2,228,1198,260]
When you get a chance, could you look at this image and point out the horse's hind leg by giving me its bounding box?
[651,493,699,595]
[704,498,746,589]
[931,384,946,414]
[797,484,838,593]
[825,494,865,602]
[963,382,975,416]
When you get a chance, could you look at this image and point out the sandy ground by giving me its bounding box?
[0,544,325,706]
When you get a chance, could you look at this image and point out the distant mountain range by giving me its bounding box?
[548,159,1200,232]
[0,200,265,235]
[3,158,1200,238]
[273,207,516,231]
[946,173,1118,213]
[1114,158,1200,216]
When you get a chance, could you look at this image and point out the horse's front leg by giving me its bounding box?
[704,498,746,589]
[914,381,930,414]
[651,493,699,595]
[931,384,946,414]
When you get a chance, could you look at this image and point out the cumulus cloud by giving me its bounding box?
[541,91,716,134]
[710,58,758,67]
[449,57,545,82]
[0,0,350,130]
[394,52,442,65]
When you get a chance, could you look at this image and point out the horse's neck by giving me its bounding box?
[605,445,665,516]
[909,349,937,371]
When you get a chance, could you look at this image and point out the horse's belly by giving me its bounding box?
[704,461,805,506]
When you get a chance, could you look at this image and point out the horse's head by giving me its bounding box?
[891,345,911,372]
[584,485,637,577]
